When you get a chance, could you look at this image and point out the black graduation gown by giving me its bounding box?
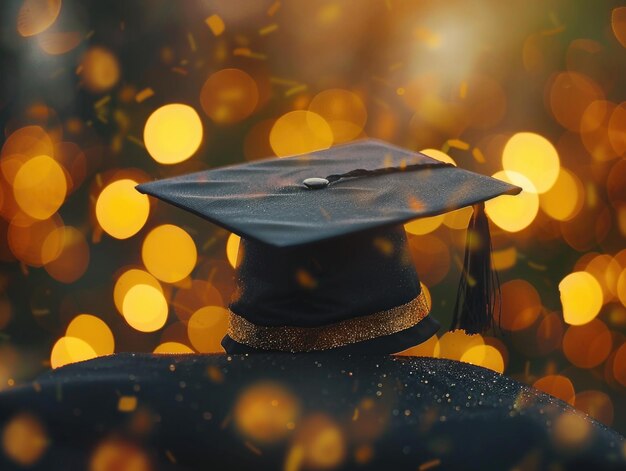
[0,353,623,470]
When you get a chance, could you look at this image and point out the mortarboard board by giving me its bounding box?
[137,139,521,354]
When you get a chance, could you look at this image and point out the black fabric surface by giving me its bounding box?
[136,139,521,247]
[0,353,623,470]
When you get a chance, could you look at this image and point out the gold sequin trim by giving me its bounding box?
[227,291,430,352]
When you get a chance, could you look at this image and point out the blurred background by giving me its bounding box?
[0,0,624,436]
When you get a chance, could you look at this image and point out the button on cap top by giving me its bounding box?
[303,177,329,189]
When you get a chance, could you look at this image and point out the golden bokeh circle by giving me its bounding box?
[500,279,542,331]
[612,7,626,48]
[79,47,121,94]
[153,342,195,354]
[563,319,612,369]
[89,439,152,471]
[293,414,347,469]
[43,226,90,283]
[269,110,333,157]
[1,413,48,467]
[114,269,163,315]
[502,132,560,193]
[143,104,203,164]
[13,155,67,220]
[200,68,259,125]
[552,412,591,450]
[438,330,484,361]
[226,233,241,268]
[559,271,603,325]
[66,314,115,356]
[404,212,444,235]
[460,344,505,373]
[142,224,197,283]
[574,390,614,427]
[539,168,584,221]
[234,382,300,444]
[187,306,229,353]
[50,336,98,369]
[96,179,150,239]
[548,72,604,131]
[485,171,538,232]
[8,214,64,267]
[17,0,62,37]
[309,89,367,143]
[122,284,168,332]
[37,31,82,56]
[533,375,575,405]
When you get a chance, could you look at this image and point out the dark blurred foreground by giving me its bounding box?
[0,354,623,470]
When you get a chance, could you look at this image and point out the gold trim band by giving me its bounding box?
[227,291,430,352]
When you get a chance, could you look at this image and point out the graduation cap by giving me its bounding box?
[137,139,521,354]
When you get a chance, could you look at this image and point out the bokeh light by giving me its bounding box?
[269,110,333,157]
[574,390,614,427]
[37,31,82,56]
[17,0,62,37]
[234,382,300,444]
[50,336,98,369]
[539,168,584,221]
[226,233,241,268]
[548,72,604,132]
[499,279,542,331]
[95,179,150,240]
[485,171,538,232]
[563,319,612,368]
[66,314,114,357]
[114,268,163,315]
[13,155,67,220]
[408,234,450,286]
[291,414,346,469]
[143,104,203,164]
[43,226,90,283]
[404,215,444,236]
[89,438,152,471]
[559,271,603,325]
[438,330,484,361]
[443,206,473,229]
[533,375,575,405]
[153,342,194,354]
[308,89,367,143]
[187,306,228,353]
[122,284,169,332]
[502,132,559,193]
[79,47,121,94]
[200,68,259,125]
[142,224,197,283]
[460,344,505,373]
[1,413,48,467]
[8,214,62,265]
[172,279,223,322]
[420,148,457,166]
[552,412,591,450]
[612,7,626,48]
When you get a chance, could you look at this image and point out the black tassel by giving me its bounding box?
[450,202,501,334]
